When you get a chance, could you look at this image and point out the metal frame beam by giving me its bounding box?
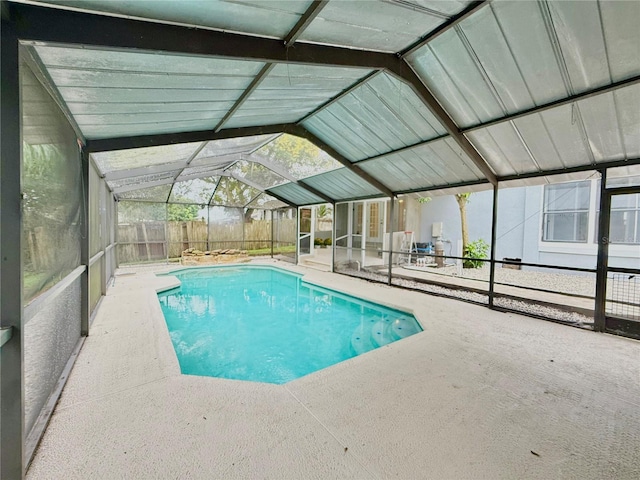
[9,2,396,69]
[388,61,498,185]
[86,124,291,152]
[355,134,450,165]
[286,125,395,198]
[104,160,189,182]
[1,19,24,479]
[213,1,328,134]
[21,45,86,145]
[462,74,640,134]
[113,178,188,195]
[247,153,335,204]
[284,0,328,46]
[297,180,335,204]
[400,1,489,58]
[247,153,297,183]
[87,67,639,170]
[213,64,275,133]
[498,157,640,183]
[394,178,491,196]
[296,71,381,125]
[262,191,298,209]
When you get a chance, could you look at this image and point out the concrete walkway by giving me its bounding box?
[28,260,640,479]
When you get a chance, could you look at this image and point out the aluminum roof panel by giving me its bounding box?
[407,0,640,129]
[267,183,325,206]
[33,0,312,39]
[303,73,446,161]
[359,138,484,192]
[298,0,473,53]
[302,168,382,201]
[34,45,265,139]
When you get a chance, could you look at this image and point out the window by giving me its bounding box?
[610,194,640,244]
[542,181,591,242]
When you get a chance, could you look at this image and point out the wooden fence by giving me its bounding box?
[117,219,296,264]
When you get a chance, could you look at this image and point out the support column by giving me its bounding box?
[242,208,246,251]
[594,169,610,332]
[387,198,395,285]
[331,203,336,273]
[206,205,210,251]
[270,210,274,259]
[295,207,299,265]
[1,22,25,479]
[80,149,90,336]
[488,184,499,308]
[99,180,107,297]
[114,201,120,268]
[164,203,169,263]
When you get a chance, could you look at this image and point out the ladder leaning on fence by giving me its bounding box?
[398,231,415,265]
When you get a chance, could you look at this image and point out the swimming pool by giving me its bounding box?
[158,266,422,384]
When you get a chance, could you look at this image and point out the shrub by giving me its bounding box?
[463,239,489,269]
[314,237,324,246]
[324,237,332,246]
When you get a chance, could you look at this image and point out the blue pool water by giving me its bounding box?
[158,266,422,384]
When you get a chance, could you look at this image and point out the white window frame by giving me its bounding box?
[540,179,640,256]
[540,180,592,244]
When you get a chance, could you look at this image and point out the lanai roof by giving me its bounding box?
[11,0,640,206]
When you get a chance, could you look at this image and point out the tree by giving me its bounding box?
[258,134,339,179]
[455,193,471,254]
[168,203,200,222]
[210,176,260,223]
[316,204,332,219]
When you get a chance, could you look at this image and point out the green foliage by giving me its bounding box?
[167,203,200,222]
[417,196,432,204]
[463,239,489,269]
[117,201,165,223]
[323,237,332,246]
[258,134,340,179]
[456,192,472,202]
[314,237,324,246]
[316,204,332,219]
[23,142,80,230]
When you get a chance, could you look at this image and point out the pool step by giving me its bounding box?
[351,317,415,355]
[389,317,414,340]
[350,325,376,355]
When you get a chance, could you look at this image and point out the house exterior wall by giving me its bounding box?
[419,188,527,261]
[419,183,639,271]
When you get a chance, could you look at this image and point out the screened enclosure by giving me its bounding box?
[2,0,640,477]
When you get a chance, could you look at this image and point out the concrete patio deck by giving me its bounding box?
[27,259,640,479]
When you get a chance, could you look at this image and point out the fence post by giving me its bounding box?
[488,184,499,308]
[242,207,246,251]
[81,149,90,336]
[387,198,394,285]
[594,169,610,332]
[331,203,336,273]
[164,203,169,263]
